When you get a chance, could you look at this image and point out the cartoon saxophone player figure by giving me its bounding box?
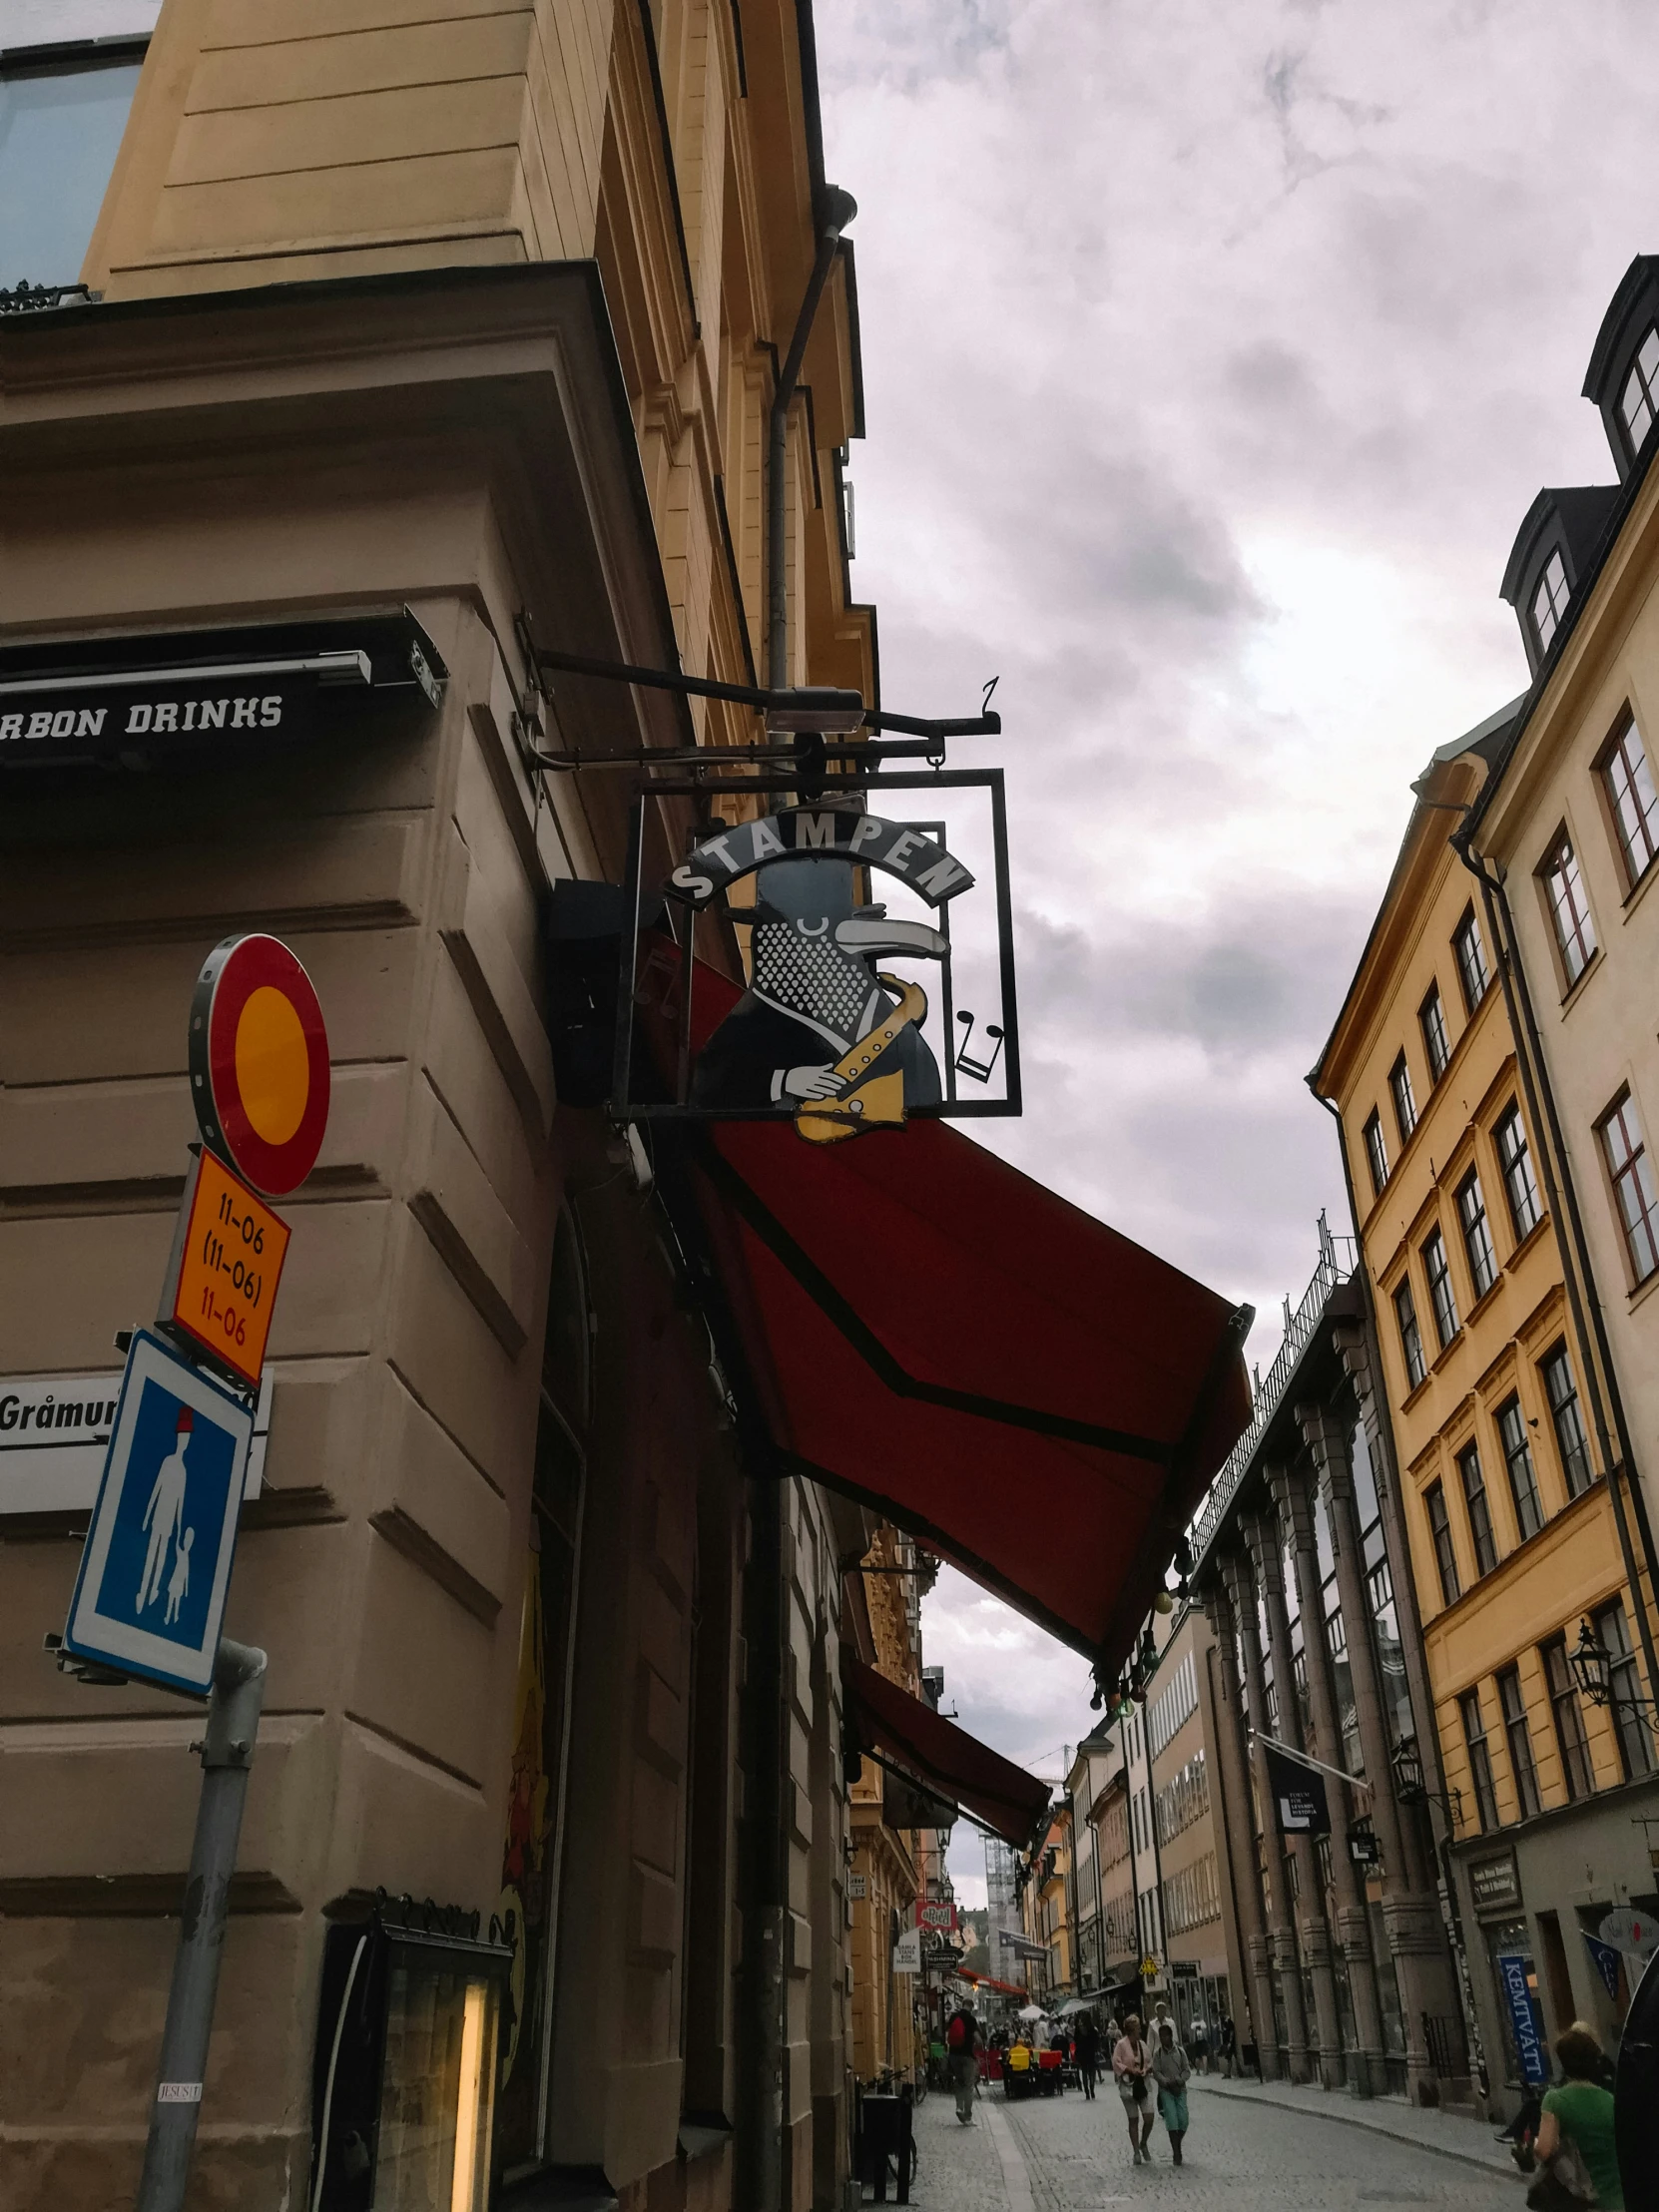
[690,851,949,1140]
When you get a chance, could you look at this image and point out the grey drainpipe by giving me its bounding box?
[1451,830,1659,1705]
[768,187,856,691]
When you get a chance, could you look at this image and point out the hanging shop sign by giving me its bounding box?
[0,608,444,773]
[1599,1907,1659,1958]
[0,1365,272,1514]
[916,1899,959,1935]
[1262,1740,1331,1837]
[892,1928,923,1975]
[614,777,1020,1144]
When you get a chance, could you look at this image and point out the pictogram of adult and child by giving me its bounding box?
[137,1404,197,1628]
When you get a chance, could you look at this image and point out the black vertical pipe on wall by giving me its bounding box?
[767,191,856,693]
[736,1472,787,2212]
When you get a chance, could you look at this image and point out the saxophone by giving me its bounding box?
[795,977,927,1146]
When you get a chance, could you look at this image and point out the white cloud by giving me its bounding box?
[819,0,1657,1774]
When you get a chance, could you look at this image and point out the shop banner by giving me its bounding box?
[1583,1935,1624,2001]
[1263,1740,1331,1836]
[1494,1952,1549,2086]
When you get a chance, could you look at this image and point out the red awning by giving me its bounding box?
[848,1660,1052,1847]
[649,958,1252,1674]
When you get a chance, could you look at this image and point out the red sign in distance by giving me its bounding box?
[190,934,329,1196]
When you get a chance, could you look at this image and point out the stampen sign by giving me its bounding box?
[666,807,974,907]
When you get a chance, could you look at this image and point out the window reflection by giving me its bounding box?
[0,49,144,289]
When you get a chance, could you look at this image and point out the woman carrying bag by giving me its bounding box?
[1111,2013,1155,2164]
[1152,2020,1192,2165]
[1527,2022,1622,2210]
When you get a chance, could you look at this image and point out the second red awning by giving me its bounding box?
[847,1660,1052,1847]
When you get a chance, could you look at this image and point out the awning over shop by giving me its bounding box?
[959,1971,1028,1998]
[847,1659,1052,1848]
[650,958,1254,1673]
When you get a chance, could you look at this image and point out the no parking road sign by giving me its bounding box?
[61,1331,254,1697]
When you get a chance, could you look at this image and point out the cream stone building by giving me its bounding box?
[0,8,876,2209]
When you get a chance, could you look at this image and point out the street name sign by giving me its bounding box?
[62,1331,254,1696]
[159,1147,289,1389]
[1,1366,271,1513]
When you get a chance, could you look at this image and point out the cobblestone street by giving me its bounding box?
[902,2077,1524,2212]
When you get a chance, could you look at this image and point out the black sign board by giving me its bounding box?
[1262,1741,1331,1837]
[0,609,444,773]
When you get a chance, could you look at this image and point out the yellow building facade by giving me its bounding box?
[845,1525,927,2088]
[1317,711,1659,2108]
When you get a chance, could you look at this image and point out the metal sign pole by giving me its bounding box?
[135,1637,268,2212]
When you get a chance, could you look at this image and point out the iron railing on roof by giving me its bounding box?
[1190,1214,1357,1566]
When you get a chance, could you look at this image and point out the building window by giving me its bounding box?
[1593,1599,1656,1781]
[1389,1052,1418,1145]
[1457,1442,1499,1576]
[1598,1089,1659,1284]
[1456,1170,1498,1300]
[1496,1396,1544,1541]
[1600,712,1659,887]
[1363,1109,1389,1197]
[1421,1227,1458,1349]
[1541,830,1596,987]
[1494,1104,1541,1241]
[1459,1690,1500,1834]
[1531,549,1570,656]
[0,42,147,290]
[1541,1635,1594,1802]
[1619,325,1659,459]
[1367,1557,1416,1748]
[1393,1278,1426,1390]
[1453,905,1490,1014]
[1497,1665,1541,1820]
[1425,1481,1460,1608]
[1419,983,1450,1083]
[1540,1345,1593,1497]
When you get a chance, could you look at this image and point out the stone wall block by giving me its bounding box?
[406,1075,537,1353]
[364,1362,512,1621]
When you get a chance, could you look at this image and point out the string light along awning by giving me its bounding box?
[650,961,1254,1677]
[847,1660,1052,1847]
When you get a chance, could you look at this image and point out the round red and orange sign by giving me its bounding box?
[190,934,330,1196]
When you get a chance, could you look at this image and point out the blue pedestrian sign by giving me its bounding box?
[62,1330,254,1697]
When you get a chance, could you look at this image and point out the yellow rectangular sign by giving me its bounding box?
[162,1148,289,1388]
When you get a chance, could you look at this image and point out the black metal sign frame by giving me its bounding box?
[611,766,1022,1125]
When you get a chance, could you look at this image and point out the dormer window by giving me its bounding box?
[1531,550,1569,655]
[1619,326,1659,460]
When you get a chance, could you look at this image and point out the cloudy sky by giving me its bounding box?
[818,0,1651,1899]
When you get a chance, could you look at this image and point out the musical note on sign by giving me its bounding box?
[954,1011,1004,1084]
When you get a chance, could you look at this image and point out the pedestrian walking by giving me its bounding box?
[1219,2012,1237,2078]
[1532,2021,1622,2208]
[1111,2013,1155,2164]
[1153,2020,1192,2166]
[1189,2014,1210,2074]
[1075,2011,1101,2101]
[945,1999,982,2126]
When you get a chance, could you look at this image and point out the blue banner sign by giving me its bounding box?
[1494,1951,1549,2086]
